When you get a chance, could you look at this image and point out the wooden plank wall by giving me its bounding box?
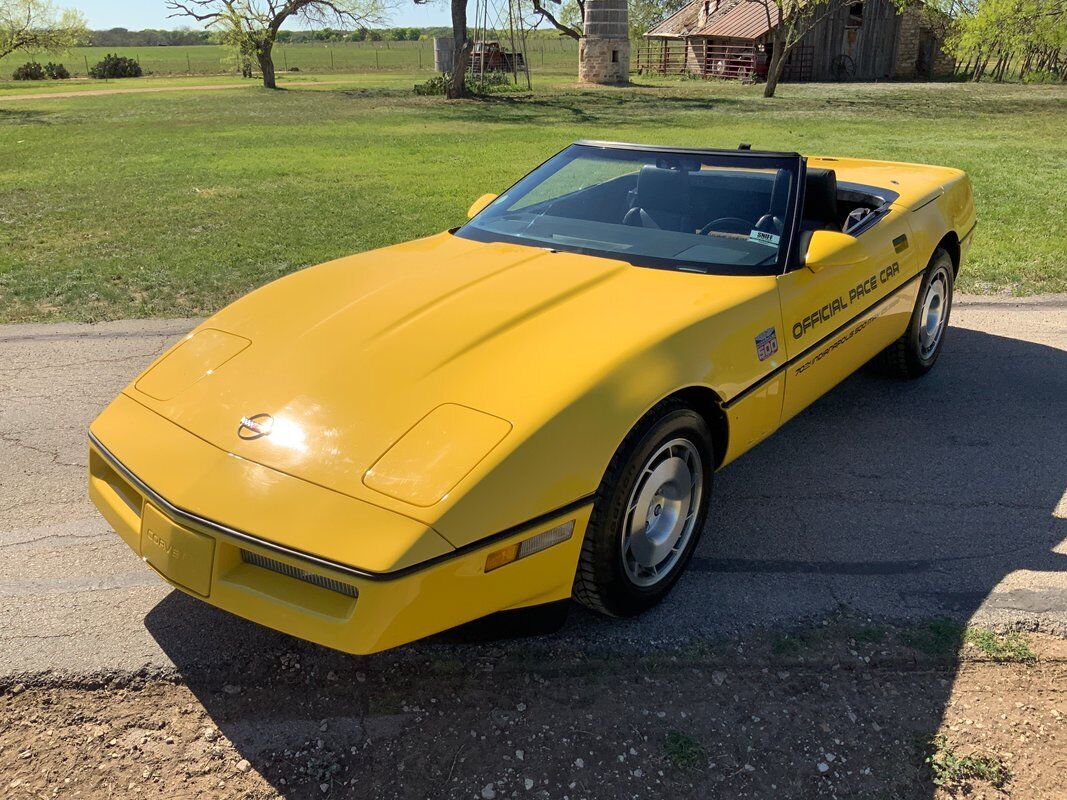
[801,0,902,80]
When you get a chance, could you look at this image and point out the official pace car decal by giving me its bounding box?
[793,317,878,375]
[755,327,779,361]
[791,262,901,340]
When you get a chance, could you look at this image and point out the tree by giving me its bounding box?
[950,0,1066,81]
[524,0,687,41]
[527,0,582,39]
[754,0,852,97]
[0,0,87,60]
[415,0,471,98]
[628,0,688,38]
[166,1,386,89]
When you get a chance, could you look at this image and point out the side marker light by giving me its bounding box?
[484,520,575,572]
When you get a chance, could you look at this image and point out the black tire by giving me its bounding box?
[574,400,713,617]
[872,247,955,379]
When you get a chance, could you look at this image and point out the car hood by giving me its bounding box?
[126,232,741,519]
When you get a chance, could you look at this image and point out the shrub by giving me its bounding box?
[44,62,70,79]
[12,62,46,81]
[1022,69,1062,84]
[413,75,448,95]
[413,71,514,96]
[89,53,143,79]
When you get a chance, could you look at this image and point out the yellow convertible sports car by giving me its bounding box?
[89,142,976,654]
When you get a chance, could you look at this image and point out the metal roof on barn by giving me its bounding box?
[645,0,780,41]
[645,0,733,38]
[700,1,780,39]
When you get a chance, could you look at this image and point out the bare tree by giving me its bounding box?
[755,0,851,97]
[166,0,386,89]
[0,0,87,60]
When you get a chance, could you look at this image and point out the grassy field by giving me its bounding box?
[0,41,581,79]
[1,75,1064,322]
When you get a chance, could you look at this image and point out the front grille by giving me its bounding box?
[241,550,359,599]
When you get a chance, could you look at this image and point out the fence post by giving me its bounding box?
[375,49,379,69]
[331,48,335,70]
[187,52,191,73]
[84,54,90,75]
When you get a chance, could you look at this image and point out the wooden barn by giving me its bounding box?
[639,0,955,82]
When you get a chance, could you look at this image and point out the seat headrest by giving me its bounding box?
[636,165,690,212]
[804,167,838,226]
[769,168,791,216]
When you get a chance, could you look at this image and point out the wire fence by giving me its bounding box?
[0,41,583,79]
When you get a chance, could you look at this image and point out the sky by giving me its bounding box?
[71,0,454,30]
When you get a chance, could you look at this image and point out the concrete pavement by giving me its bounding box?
[1,297,1064,680]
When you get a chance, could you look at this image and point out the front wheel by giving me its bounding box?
[574,400,713,617]
[873,247,955,379]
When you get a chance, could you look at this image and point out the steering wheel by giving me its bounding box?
[699,217,751,236]
[754,214,783,235]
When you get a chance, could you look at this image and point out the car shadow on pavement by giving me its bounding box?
[145,326,1066,799]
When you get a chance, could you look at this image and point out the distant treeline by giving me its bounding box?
[89,28,214,46]
[88,26,571,47]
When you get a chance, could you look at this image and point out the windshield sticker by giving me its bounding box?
[748,229,780,248]
[755,327,779,362]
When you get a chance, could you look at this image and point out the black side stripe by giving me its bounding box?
[722,270,925,410]
[89,431,593,583]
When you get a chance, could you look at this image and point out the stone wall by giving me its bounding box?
[893,6,954,78]
[579,38,632,83]
[579,0,631,84]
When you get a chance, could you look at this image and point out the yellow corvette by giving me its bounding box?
[89,142,976,654]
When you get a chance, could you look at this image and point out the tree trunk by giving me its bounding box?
[763,32,789,98]
[258,48,277,89]
[448,0,470,99]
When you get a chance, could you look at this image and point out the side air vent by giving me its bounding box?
[240,550,359,598]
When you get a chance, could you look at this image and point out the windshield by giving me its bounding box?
[456,143,801,275]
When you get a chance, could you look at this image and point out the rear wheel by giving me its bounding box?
[873,247,954,379]
[574,400,713,617]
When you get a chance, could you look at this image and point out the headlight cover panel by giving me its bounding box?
[363,403,511,508]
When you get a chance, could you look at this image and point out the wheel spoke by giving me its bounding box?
[619,437,705,588]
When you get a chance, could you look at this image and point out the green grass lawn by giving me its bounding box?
[0,41,581,80]
[1,76,1064,322]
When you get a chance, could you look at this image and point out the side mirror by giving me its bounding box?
[803,229,869,272]
[467,193,498,219]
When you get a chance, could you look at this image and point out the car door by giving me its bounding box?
[777,202,919,424]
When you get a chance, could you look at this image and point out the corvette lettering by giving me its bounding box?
[146,528,181,560]
[792,262,901,339]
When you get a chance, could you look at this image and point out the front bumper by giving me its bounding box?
[88,397,590,655]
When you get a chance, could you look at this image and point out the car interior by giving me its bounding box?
[526,164,887,243]
[467,154,897,273]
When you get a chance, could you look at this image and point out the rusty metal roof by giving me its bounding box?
[645,0,779,41]
[645,1,706,38]
[697,1,779,39]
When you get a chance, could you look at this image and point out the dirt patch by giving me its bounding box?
[2,623,1064,799]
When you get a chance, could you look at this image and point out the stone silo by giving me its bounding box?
[579,0,630,84]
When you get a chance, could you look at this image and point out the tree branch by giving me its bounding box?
[531,0,581,39]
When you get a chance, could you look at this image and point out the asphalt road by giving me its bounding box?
[1,296,1064,681]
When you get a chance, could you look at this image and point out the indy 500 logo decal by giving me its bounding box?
[755,327,779,362]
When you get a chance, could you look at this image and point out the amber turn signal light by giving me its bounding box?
[484,520,575,572]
